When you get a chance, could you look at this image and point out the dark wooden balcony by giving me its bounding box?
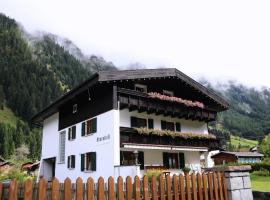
[117,88,217,122]
[120,127,220,150]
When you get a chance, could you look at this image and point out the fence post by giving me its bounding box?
[159,175,165,200]
[166,175,172,200]
[213,172,219,200]
[87,177,94,200]
[218,172,224,200]
[24,179,33,200]
[186,174,192,200]
[98,177,105,200]
[151,176,158,200]
[197,173,203,200]
[143,176,149,200]
[173,175,179,200]
[208,173,214,200]
[134,176,141,200]
[126,176,132,200]
[8,179,17,200]
[202,173,209,200]
[51,178,60,200]
[191,173,198,200]
[117,176,124,200]
[179,175,185,200]
[76,177,83,200]
[64,178,72,200]
[38,178,46,200]
[108,177,115,200]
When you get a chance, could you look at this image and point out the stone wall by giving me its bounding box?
[206,165,253,200]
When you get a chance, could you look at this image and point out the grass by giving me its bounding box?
[230,135,258,151]
[251,174,270,192]
[0,106,18,127]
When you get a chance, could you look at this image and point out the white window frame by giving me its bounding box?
[73,104,77,114]
[59,131,66,164]
[135,84,147,93]
[163,89,174,97]
[67,155,75,169]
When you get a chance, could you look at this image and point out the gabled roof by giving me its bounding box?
[211,151,264,158]
[32,68,229,124]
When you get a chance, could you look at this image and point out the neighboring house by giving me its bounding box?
[0,158,12,171]
[32,68,229,182]
[211,151,264,165]
[21,161,40,176]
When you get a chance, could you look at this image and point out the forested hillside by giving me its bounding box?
[0,13,115,160]
[203,81,270,143]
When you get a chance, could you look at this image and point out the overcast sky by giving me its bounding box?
[1,0,270,87]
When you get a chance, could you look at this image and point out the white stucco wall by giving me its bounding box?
[120,109,208,134]
[41,113,59,159]
[41,110,119,182]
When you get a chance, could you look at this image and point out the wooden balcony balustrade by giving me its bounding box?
[120,127,220,150]
[117,88,217,122]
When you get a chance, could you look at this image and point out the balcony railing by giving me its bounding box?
[120,127,220,150]
[117,88,217,122]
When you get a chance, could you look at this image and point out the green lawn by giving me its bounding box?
[230,135,258,149]
[0,106,18,127]
[251,174,270,192]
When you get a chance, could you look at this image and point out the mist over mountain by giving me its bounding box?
[0,13,268,159]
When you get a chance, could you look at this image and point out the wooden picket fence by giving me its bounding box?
[0,172,228,200]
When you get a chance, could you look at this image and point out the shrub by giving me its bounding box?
[144,169,163,181]
[252,170,270,176]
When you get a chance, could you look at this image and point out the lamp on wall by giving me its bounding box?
[133,150,139,165]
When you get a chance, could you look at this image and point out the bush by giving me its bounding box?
[144,169,163,181]
[252,170,270,176]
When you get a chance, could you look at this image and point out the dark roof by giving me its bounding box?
[32,68,229,123]
[211,151,264,158]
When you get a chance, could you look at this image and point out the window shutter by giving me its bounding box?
[175,122,181,132]
[81,154,85,171]
[68,128,71,140]
[138,151,144,170]
[92,118,97,133]
[148,119,154,129]
[72,155,75,168]
[72,126,76,139]
[81,122,85,136]
[161,121,166,130]
[67,156,70,168]
[91,152,96,171]
[131,117,137,127]
[179,153,185,169]
[120,151,123,165]
[163,152,169,168]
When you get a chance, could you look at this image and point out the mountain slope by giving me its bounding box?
[0,13,116,160]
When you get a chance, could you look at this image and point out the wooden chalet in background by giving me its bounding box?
[32,68,229,182]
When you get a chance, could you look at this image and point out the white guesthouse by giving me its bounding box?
[32,68,228,182]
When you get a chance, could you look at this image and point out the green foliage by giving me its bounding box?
[259,135,270,158]
[144,169,162,181]
[251,174,270,192]
[0,13,116,159]
[252,170,270,177]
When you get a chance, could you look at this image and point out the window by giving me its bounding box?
[120,151,144,170]
[67,155,75,169]
[163,152,185,169]
[163,90,174,97]
[73,104,77,114]
[68,126,76,140]
[59,131,66,163]
[81,118,97,136]
[161,121,181,132]
[131,117,154,129]
[131,117,147,128]
[135,84,147,93]
[81,152,96,171]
